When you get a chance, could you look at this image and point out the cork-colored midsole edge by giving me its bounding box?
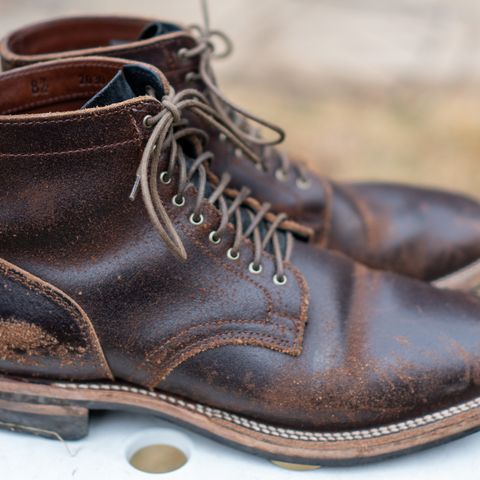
[0,376,480,463]
[433,259,480,293]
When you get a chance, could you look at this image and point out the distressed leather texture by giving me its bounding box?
[0,258,112,381]
[0,58,308,388]
[1,16,480,281]
[1,59,480,433]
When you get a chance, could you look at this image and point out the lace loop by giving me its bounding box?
[130,87,293,281]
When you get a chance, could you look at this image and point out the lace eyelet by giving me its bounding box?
[160,171,172,185]
[296,177,311,190]
[189,213,204,225]
[234,148,243,158]
[248,262,263,274]
[219,133,227,142]
[273,274,287,286]
[143,115,153,129]
[275,168,289,182]
[227,248,240,260]
[172,194,185,207]
[209,231,222,244]
[177,48,188,59]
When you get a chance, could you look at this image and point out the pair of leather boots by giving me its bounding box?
[0,9,480,466]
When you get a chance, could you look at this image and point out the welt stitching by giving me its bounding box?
[56,381,480,442]
[0,138,138,158]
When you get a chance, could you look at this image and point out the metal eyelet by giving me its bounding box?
[248,262,263,274]
[296,177,311,190]
[234,148,243,158]
[177,48,188,59]
[273,274,288,286]
[209,231,222,244]
[143,115,153,129]
[219,133,227,142]
[172,194,185,207]
[275,168,289,182]
[255,162,265,172]
[160,171,172,185]
[227,248,240,260]
[189,213,204,225]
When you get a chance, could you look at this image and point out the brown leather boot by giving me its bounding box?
[1,57,480,465]
[1,15,480,290]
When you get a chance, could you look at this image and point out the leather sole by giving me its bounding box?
[1,376,480,466]
[433,259,480,295]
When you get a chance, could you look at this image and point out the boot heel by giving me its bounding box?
[0,397,89,440]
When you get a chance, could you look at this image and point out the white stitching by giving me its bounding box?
[52,382,480,443]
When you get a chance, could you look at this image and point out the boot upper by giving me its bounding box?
[1,58,480,433]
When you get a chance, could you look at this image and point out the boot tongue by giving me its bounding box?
[138,21,182,40]
[82,64,166,109]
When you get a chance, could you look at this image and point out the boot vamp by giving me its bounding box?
[327,181,480,281]
[160,242,480,431]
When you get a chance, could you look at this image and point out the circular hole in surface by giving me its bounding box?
[271,460,321,471]
[130,444,188,474]
[127,429,191,475]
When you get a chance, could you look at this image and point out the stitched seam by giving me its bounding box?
[0,100,155,125]
[146,332,295,387]
[2,91,99,115]
[151,330,291,366]
[138,185,308,381]
[54,382,480,442]
[0,139,138,158]
[0,265,91,354]
[0,60,123,81]
[96,37,196,60]
[0,262,113,379]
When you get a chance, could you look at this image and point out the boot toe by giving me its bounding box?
[329,181,480,280]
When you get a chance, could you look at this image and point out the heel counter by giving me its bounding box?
[0,258,113,381]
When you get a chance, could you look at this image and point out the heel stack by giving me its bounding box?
[0,397,89,440]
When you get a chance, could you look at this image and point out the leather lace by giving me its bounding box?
[129,87,293,283]
[180,0,308,183]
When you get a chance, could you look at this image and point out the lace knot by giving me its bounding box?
[160,96,182,124]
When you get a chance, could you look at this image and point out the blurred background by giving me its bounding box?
[1,0,480,196]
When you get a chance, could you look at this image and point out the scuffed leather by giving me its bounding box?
[1,59,480,433]
[1,16,480,281]
[0,258,112,381]
[0,59,308,388]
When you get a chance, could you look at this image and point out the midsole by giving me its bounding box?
[0,377,478,444]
